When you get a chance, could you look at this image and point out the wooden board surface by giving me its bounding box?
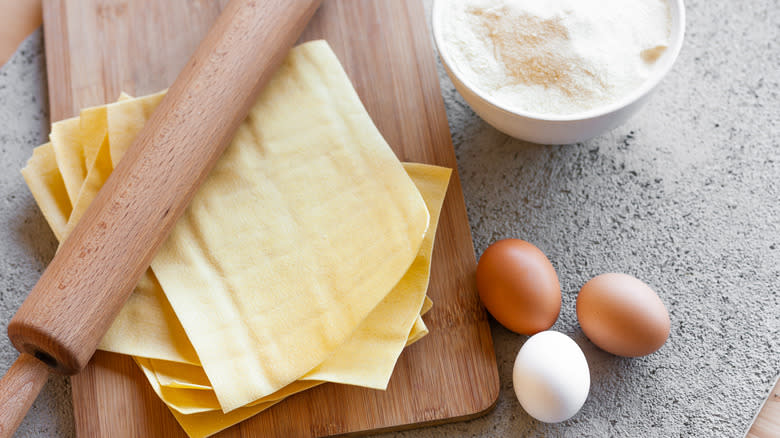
[42,0,500,436]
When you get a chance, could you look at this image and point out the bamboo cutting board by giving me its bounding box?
[41,0,500,436]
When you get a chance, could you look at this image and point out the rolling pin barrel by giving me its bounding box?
[3,0,320,382]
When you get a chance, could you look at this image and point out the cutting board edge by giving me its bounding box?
[336,397,498,438]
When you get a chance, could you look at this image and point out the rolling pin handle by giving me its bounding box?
[0,353,50,438]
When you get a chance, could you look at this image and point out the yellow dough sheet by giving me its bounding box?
[150,295,436,437]
[62,133,111,239]
[135,357,289,438]
[135,177,443,431]
[20,143,71,241]
[406,317,429,347]
[150,41,429,412]
[150,307,429,395]
[138,357,321,416]
[79,104,108,170]
[140,163,449,417]
[106,89,165,167]
[421,296,433,315]
[99,270,201,365]
[150,304,433,394]
[50,116,86,205]
[77,92,132,170]
[300,162,449,388]
[152,359,212,390]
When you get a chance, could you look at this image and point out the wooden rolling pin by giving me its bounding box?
[0,0,321,435]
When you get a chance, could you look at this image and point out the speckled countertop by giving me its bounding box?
[1,0,778,436]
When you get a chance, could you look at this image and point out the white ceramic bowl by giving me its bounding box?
[431,0,686,145]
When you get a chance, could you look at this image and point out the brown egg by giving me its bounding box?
[476,239,561,335]
[577,273,670,357]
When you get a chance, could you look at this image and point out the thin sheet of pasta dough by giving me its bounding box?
[151,312,429,393]
[62,134,112,239]
[142,163,448,415]
[151,360,212,390]
[140,295,432,424]
[140,276,432,414]
[406,317,429,347]
[139,358,320,416]
[99,270,201,364]
[50,116,86,205]
[150,40,430,412]
[301,162,449,387]
[68,92,135,238]
[79,105,107,170]
[79,91,134,170]
[421,296,433,315]
[148,309,433,437]
[135,357,287,438]
[150,313,430,392]
[20,143,71,241]
[143,315,427,416]
[106,89,165,167]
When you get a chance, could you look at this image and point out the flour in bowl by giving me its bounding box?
[439,0,672,115]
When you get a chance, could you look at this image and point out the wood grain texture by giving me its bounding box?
[0,354,50,438]
[42,0,500,436]
[746,376,780,438]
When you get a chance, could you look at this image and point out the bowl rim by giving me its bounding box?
[431,0,686,122]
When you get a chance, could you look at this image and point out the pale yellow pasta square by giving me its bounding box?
[20,143,71,241]
[144,163,449,419]
[151,41,430,412]
[50,117,86,205]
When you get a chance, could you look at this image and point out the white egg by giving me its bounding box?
[512,331,590,423]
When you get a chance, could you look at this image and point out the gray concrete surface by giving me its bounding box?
[1,0,778,436]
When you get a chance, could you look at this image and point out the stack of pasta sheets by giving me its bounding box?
[21,41,451,438]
